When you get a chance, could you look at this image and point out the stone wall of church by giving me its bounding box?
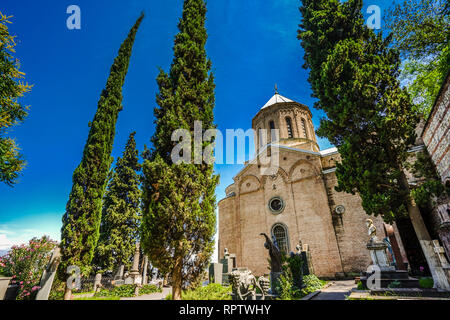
[323,172,388,273]
[218,148,396,278]
[422,73,450,184]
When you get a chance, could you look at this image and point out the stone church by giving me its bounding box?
[218,91,408,278]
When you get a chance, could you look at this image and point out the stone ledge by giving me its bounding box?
[300,290,321,300]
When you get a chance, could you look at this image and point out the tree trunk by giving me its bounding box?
[63,287,72,300]
[171,257,183,300]
[399,172,450,290]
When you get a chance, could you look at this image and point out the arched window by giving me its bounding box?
[301,119,308,139]
[269,121,277,142]
[258,128,264,147]
[285,117,293,138]
[272,224,289,253]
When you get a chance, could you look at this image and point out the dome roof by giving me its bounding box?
[261,93,293,109]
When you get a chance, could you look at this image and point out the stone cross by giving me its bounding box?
[433,240,450,268]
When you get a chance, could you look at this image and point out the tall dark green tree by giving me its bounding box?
[94,132,142,273]
[141,0,218,300]
[298,0,448,289]
[60,14,144,299]
[0,12,32,186]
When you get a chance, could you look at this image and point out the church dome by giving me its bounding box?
[252,89,319,153]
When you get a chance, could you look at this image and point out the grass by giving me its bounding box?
[73,296,120,301]
[166,283,232,300]
[73,291,95,296]
[419,277,434,289]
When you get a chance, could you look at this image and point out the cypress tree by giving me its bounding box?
[141,0,218,300]
[0,12,32,186]
[60,14,144,299]
[298,0,448,289]
[94,132,142,273]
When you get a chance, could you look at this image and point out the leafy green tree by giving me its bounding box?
[0,12,32,186]
[298,0,448,289]
[94,132,142,273]
[59,14,144,300]
[141,0,218,300]
[385,0,450,116]
[407,149,448,209]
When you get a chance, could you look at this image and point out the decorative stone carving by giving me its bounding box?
[366,219,378,244]
[229,269,265,300]
[258,277,270,295]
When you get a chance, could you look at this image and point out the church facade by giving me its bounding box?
[218,92,408,277]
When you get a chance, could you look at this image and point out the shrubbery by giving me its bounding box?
[166,283,232,300]
[0,236,57,300]
[94,284,161,298]
[139,284,162,295]
[300,275,325,297]
[419,277,434,289]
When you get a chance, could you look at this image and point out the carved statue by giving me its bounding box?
[366,219,378,243]
[260,233,283,273]
[258,277,270,295]
[229,269,265,300]
[224,248,229,257]
[296,240,303,254]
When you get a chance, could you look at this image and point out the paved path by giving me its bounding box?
[121,287,172,300]
[311,280,356,300]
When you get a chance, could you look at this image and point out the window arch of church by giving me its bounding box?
[285,117,293,138]
[258,127,264,147]
[272,223,290,254]
[269,120,277,142]
[301,118,308,139]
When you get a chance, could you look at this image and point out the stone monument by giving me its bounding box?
[36,248,61,300]
[229,269,271,300]
[209,262,223,284]
[365,219,394,272]
[220,248,237,285]
[260,233,283,294]
[296,240,314,275]
[124,242,142,285]
[360,219,420,289]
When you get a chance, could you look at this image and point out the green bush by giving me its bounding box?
[356,281,365,290]
[419,277,434,289]
[0,236,57,300]
[166,283,232,300]
[300,275,324,297]
[95,284,136,298]
[139,284,162,295]
[94,284,162,298]
[277,273,302,300]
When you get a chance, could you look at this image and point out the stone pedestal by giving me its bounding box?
[361,241,420,289]
[367,242,395,272]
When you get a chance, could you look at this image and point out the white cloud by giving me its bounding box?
[0,234,15,250]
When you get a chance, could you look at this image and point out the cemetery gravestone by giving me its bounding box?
[36,248,61,300]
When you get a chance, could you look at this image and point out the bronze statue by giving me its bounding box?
[260,233,283,273]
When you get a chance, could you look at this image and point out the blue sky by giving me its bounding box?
[0,0,397,251]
